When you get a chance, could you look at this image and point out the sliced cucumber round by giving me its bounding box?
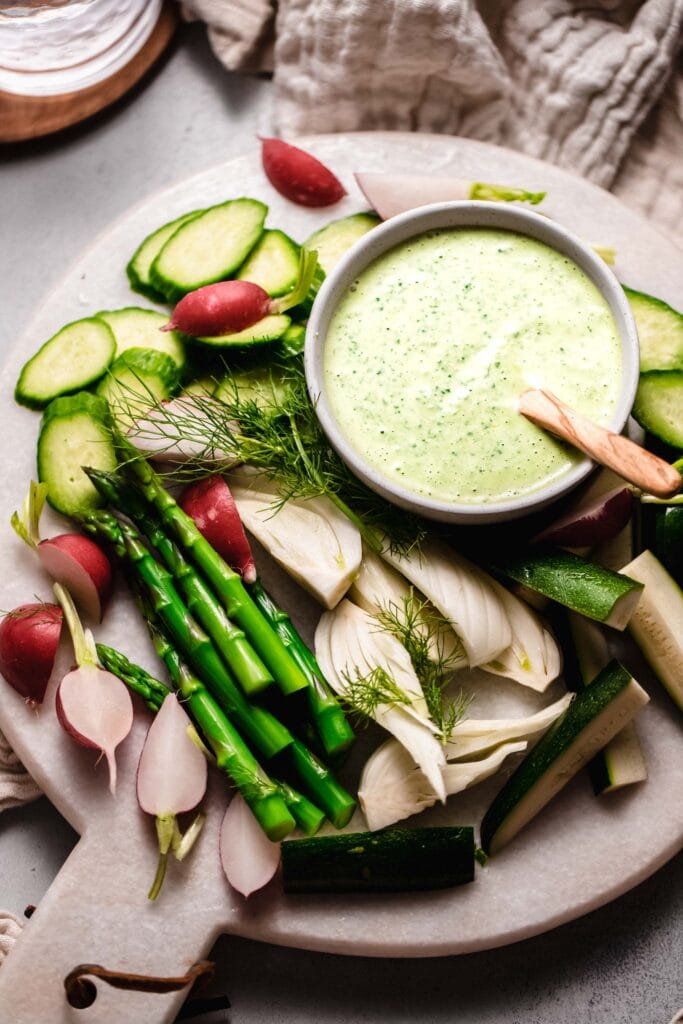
[96,307,186,371]
[304,212,381,275]
[150,199,267,302]
[97,347,180,430]
[276,322,306,358]
[37,392,118,516]
[193,314,291,349]
[236,229,300,296]
[632,370,683,449]
[15,317,115,410]
[126,209,204,303]
[214,363,290,408]
[481,661,649,854]
[624,287,683,372]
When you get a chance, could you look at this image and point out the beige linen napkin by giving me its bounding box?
[0,728,40,813]
[182,0,683,247]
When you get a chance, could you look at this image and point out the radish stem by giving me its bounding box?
[54,582,97,668]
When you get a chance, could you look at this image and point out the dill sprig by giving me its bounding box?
[375,593,471,742]
[340,665,412,727]
[119,357,427,557]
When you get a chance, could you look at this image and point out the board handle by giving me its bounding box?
[519,389,682,499]
[0,830,221,1024]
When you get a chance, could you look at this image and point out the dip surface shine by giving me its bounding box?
[323,228,622,505]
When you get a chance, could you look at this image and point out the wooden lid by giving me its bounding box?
[0,0,178,143]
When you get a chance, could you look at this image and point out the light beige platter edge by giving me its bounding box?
[0,133,681,1024]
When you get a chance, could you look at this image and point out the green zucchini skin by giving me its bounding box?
[37,392,118,516]
[480,661,648,855]
[492,548,643,629]
[15,317,116,410]
[623,286,683,373]
[126,209,204,303]
[632,371,683,449]
[640,504,683,587]
[150,199,268,302]
[282,826,475,893]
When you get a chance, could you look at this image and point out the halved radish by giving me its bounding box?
[354,171,545,221]
[532,486,633,549]
[137,692,208,900]
[11,481,112,621]
[0,602,62,705]
[54,584,133,795]
[219,793,280,897]
[180,476,256,583]
[260,137,346,207]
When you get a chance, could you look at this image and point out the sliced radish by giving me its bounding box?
[137,694,208,816]
[180,476,256,583]
[0,602,62,705]
[260,137,346,207]
[532,486,633,549]
[54,584,133,795]
[11,481,112,621]
[220,793,281,897]
[137,692,208,900]
[355,171,472,220]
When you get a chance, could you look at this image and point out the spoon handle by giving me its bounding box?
[519,388,682,499]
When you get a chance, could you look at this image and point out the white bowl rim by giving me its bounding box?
[305,200,640,524]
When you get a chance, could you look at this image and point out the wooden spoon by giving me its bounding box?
[519,388,682,499]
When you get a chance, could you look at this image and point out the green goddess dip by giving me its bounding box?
[323,228,622,505]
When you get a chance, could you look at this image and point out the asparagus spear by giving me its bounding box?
[84,510,291,759]
[94,647,295,842]
[123,451,310,698]
[87,469,273,699]
[97,642,324,837]
[249,578,355,758]
[84,512,356,827]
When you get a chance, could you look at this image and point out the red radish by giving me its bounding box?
[0,602,62,705]
[11,481,112,622]
[137,692,208,900]
[180,476,256,583]
[163,247,319,338]
[532,486,634,549]
[54,584,133,795]
[260,136,346,208]
[164,280,272,337]
[219,793,280,897]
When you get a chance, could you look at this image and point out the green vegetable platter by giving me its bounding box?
[0,134,682,1024]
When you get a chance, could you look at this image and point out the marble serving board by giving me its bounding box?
[0,133,682,1024]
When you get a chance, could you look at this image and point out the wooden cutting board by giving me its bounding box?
[0,133,681,1024]
[0,1,178,143]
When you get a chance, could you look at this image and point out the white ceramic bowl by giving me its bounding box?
[305,201,639,524]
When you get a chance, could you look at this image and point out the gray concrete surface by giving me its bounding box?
[0,22,681,1024]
